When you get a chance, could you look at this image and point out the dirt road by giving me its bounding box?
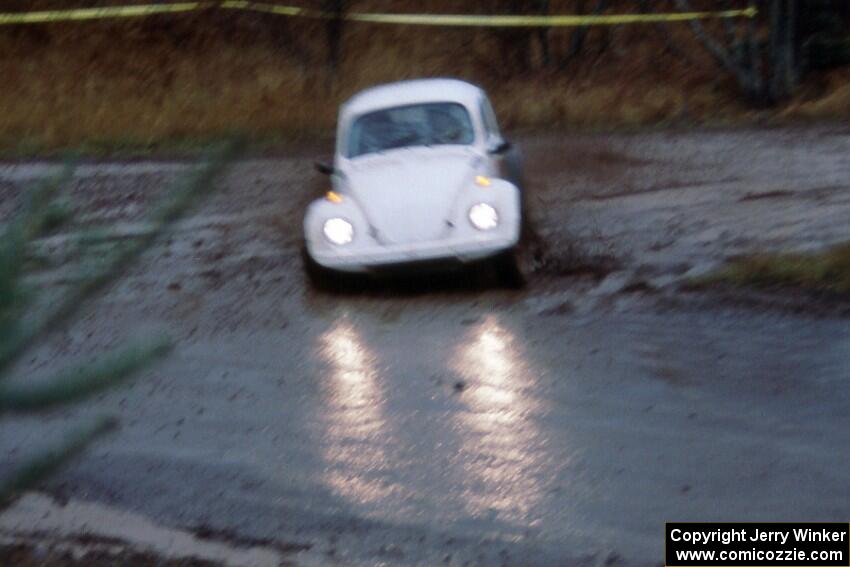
[1,127,849,566]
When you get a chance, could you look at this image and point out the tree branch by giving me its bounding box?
[0,141,241,376]
[0,416,117,507]
[674,0,760,96]
[0,163,77,374]
[0,338,170,413]
[562,0,608,67]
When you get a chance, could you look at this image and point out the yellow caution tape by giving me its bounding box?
[220,0,308,17]
[0,3,205,25]
[0,2,757,27]
[346,6,759,26]
[227,2,758,26]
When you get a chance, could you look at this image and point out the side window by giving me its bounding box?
[481,97,502,139]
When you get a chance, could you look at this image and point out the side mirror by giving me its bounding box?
[315,161,334,175]
[488,139,512,155]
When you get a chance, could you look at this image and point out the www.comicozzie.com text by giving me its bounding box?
[670,527,848,546]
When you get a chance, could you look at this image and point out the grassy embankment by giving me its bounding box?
[700,243,850,295]
[1,0,849,154]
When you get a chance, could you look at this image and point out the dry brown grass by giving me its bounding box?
[0,15,334,149]
[782,68,850,120]
[0,1,847,151]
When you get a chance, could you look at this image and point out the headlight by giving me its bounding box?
[323,218,354,245]
[468,203,499,231]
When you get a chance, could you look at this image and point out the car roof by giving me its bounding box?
[342,79,485,118]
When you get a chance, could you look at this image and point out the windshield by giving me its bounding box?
[347,102,475,158]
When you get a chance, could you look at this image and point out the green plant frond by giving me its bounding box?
[0,162,78,365]
[0,144,236,510]
[0,140,241,375]
[0,415,117,507]
[1,161,77,250]
[0,337,171,413]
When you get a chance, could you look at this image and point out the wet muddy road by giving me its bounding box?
[1,127,850,566]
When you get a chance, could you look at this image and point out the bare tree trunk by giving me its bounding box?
[768,0,785,99]
[536,0,551,67]
[562,0,608,67]
[719,0,743,50]
[785,0,799,93]
[746,3,764,96]
[768,0,802,101]
[488,0,547,74]
[323,0,347,72]
[679,0,844,103]
[674,0,764,102]
[675,0,809,104]
[567,0,587,60]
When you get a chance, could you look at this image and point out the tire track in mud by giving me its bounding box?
[4,125,850,333]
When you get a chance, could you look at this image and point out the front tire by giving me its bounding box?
[493,249,526,289]
[302,247,350,293]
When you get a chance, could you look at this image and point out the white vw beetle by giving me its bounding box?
[303,78,525,288]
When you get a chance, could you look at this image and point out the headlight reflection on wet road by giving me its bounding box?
[318,319,398,505]
[317,315,553,525]
[451,315,549,523]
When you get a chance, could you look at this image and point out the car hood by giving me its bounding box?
[344,147,481,244]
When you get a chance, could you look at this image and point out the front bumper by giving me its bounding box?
[310,233,517,273]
